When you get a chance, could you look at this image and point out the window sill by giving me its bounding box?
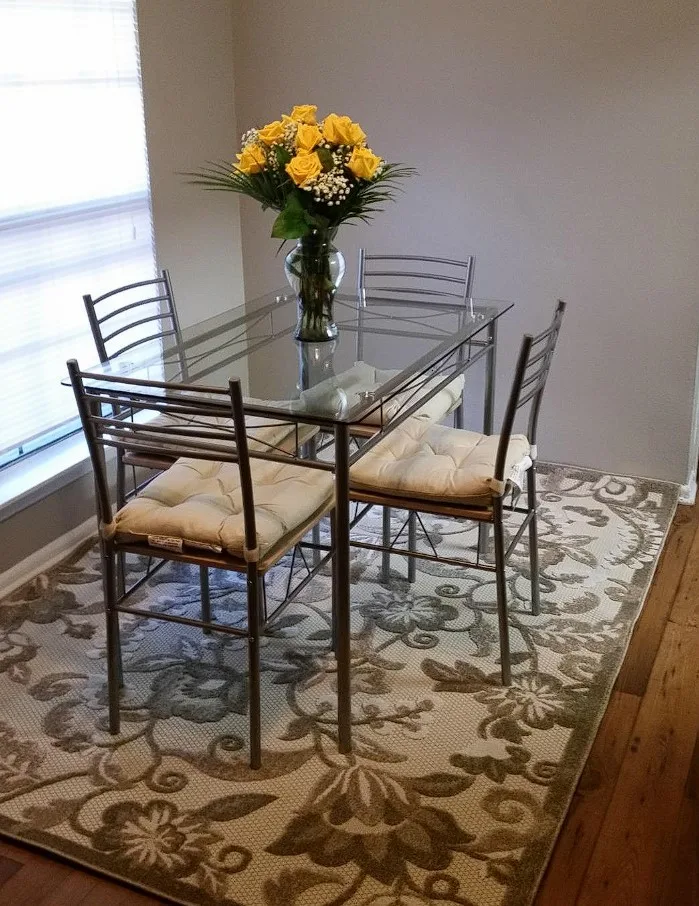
[0,434,92,521]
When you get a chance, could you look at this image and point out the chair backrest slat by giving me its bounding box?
[105,328,179,361]
[66,361,259,560]
[97,294,172,324]
[83,268,187,378]
[356,250,476,360]
[494,300,566,483]
[358,250,476,305]
[101,312,176,345]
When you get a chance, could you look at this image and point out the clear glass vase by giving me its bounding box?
[284,230,345,342]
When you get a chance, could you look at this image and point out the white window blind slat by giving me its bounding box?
[0,0,156,461]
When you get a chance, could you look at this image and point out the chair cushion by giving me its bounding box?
[295,361,464,427]
[358,373,465,427]
[106,457,334,562]
[350,418,531,506]
[116,412,317,465]
[156,413,317,454]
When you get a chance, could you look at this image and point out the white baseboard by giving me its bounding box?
[679,472,697,506]
[0,516,98,600]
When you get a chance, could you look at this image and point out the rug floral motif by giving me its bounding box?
[0,465,677,906]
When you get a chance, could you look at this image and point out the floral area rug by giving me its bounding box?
[0,465,677,906]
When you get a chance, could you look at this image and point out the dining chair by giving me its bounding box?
[355,250,476,580]
[348,300,566,686]
[83,270,317,600]
[67,360,336,768]
[83,270,314,491]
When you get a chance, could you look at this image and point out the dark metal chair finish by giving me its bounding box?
[356,251,477,580]
[67,361,336,769]
[348,300,566,686]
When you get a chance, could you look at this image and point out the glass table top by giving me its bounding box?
[67,291,513,424]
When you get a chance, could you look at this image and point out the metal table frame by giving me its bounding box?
[67,292,512,755]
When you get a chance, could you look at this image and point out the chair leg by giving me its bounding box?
[101,543,122,733]
[311,523,322,567]
[478,523,490,561]
[381,507,392,583]
[330,511,338,654]
[492,501,512,686]
[115,451,126,599]
[247,567,262,770]
[407,511,417,583]
[527,465,541,616]
[200,567,212,634]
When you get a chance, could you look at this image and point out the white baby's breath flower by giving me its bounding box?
[240,128,258,147]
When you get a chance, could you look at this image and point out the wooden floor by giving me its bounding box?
[0,499,697,906]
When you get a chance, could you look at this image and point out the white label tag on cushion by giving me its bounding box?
[188,539,223,553]
[148,535,183,553]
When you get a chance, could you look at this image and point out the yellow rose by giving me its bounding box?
[345,120,367,145]
[295,123,322,152]
[286,151,322,186]
[257,119,286,145]
[289,104,317,125]
[347,146,382,180]
[322,113,366,146]
[235,143,266,174]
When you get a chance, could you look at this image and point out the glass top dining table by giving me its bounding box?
[65,289,514,756]
[68,290,513,431]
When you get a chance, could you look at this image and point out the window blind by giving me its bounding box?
[0,0,156,464]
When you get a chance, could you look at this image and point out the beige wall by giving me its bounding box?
[137,0,244,326]
[232,0,699,484]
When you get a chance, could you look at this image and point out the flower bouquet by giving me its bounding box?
[187,105,415,341]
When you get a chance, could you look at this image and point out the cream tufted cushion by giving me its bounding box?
[350,418,531,506]
[358,373,465,427]
[106,456,334,562]
[152,413,317,454]
[292,361,464,428]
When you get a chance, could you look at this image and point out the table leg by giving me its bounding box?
[479,319,498,559]
[334,423,352,755]
[303,434,322,566]
[454,343,465,430]
[484,318,497,435]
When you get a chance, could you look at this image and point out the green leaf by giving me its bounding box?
[271,193,313,239]
[274,145,292,168]
[316,146,334,171]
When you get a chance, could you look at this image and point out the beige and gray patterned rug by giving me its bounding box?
[0,464,677,906]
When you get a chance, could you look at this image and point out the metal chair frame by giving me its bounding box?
[83,269,184,370]
[356,251,477,581]
[82,269,210,603]
[348,301,566,686]
[67,361,336,768]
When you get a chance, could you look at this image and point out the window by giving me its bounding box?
[0,0,156,469]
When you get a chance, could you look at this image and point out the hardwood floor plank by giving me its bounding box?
[35,869,100,905]
[686,728,699,800]
[0,839,32,864]
[669,523,699,627]
[81,877,167,905]
[657,796,699,906]
[576,622,699,906]
[0,854,71,906]
[615,503,699,696]
[534,691,641,906]
[0,855,22,886]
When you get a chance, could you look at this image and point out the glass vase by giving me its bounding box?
[284,231,345,342]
